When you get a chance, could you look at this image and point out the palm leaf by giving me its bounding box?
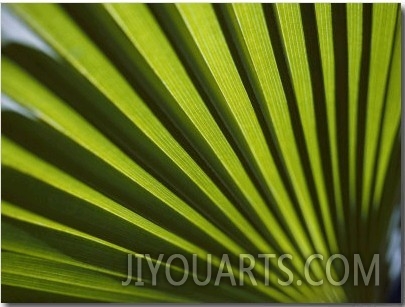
[1,3,401,303]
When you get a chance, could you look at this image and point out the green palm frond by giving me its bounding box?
[1,3,401,303]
